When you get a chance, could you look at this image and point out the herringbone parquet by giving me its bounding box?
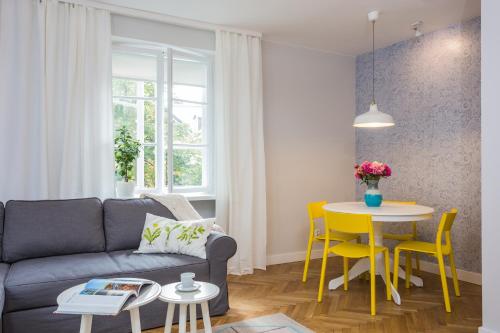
[145,258,482,333]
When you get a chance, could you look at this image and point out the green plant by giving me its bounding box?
[114,126,141,182]
[143,223,162,245]
[177,225,206,245]
[165,224,181,241]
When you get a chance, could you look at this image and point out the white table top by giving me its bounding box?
[159,281,220,304]
[323,201,434,222]
[57,281,161,313]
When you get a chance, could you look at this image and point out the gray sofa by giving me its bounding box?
[0,198,236,333]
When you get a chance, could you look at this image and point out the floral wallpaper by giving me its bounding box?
[355,17,481,273]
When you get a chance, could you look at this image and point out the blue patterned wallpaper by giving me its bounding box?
[355,17,481,273]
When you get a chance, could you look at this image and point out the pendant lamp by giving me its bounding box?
[353,10,395,128]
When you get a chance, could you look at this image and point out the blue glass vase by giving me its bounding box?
[364,179,383,207]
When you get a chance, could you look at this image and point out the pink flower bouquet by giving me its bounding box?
[354,161,392,185]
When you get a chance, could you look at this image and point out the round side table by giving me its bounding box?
[57,281,161,333]
[159,282,220,333]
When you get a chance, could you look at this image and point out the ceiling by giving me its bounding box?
[95,0,480,56]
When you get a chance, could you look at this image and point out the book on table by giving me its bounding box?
[55,278,153,316]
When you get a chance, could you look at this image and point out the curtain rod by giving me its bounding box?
[55,0,263,38]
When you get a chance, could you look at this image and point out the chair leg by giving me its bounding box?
[405,252,412,289]
[384,250,391,301]
[343,257,349,291]
[448,250,461,297]
[437,253,451,312]
[370,254,376,316]
[393,248,401,290]
[415,253,421,275]
[317,243,329,302]
[302,235,315,282]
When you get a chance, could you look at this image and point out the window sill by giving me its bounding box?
[134,191,215,201]
[183,193,216,201]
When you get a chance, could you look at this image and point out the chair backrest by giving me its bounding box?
[307,201,328,221]
[436,208,458,250]
[324,210,374,246]
[384,200,417,205]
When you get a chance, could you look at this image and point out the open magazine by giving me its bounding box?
[55,278,153,316]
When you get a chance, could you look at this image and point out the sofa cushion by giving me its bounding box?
[4,250,208,312]
[103,198,176,251]
[0,263,9,331]
[2,198,105,263]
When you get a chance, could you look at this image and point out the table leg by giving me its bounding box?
[373,222,403,305]
[179,304,187,333]
[189,304,197,333]
[164,303,175,333]
[201,301,212,333]
[129,308,141,333]
[79,314,93,333]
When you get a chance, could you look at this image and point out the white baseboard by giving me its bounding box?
[479,327,499,333]
[413,258,482,285]
[266,249,482,285]
[267,249,324,265]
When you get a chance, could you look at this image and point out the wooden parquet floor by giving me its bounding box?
[145,258,482,333]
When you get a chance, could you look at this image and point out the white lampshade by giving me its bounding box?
[353,103,395,128]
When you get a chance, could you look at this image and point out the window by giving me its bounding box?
[112,46,213,195]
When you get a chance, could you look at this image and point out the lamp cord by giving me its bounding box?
[372,20,375,105]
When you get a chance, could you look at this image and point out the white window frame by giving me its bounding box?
[112,45,214,197]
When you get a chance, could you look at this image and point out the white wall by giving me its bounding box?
[262,41,356,263]
[111,14,215,51]
[480,1,500,332]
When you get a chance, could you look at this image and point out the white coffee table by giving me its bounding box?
[159,281,220,333]
[57,281,161,333]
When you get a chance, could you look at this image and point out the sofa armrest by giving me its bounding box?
[205,232,237,315]
[206,232,237,273]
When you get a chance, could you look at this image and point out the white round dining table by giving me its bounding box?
[322,201,434,305]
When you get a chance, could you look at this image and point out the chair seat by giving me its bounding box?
[395,240,437,254]
[383,232,414,241]
[330,242,386,258]
[316,231,359,242]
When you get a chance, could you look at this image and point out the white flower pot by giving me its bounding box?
[116,181,136,198]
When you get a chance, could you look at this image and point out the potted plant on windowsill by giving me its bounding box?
[114,126,141,198]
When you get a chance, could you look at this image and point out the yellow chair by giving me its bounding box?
[318,211,391,316]
[393,209,460,312]
[382,200,421,275]
[303,201,360,282]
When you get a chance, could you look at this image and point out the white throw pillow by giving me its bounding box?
[135,213,214,259]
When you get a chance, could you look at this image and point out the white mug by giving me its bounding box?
[180,272,195,288]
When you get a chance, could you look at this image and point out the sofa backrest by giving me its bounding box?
[0,202,3,259]
[103,198,176,251]
[2,198,105,263]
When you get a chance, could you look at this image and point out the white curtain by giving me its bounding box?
[215,30,267,275]
[0,0,114,202]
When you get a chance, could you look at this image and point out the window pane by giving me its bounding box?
[173,101,205,144]
[173,84,206,103]
[113,98,137,136]
[173,148,203,187]
[144,100,156,143]
[144,81,156,98]
[144,146,156,188]
[113,52,157,81]
[113,78,137,97]
[173,58,207,87]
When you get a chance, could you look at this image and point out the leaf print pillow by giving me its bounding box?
[135,213,215,259]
